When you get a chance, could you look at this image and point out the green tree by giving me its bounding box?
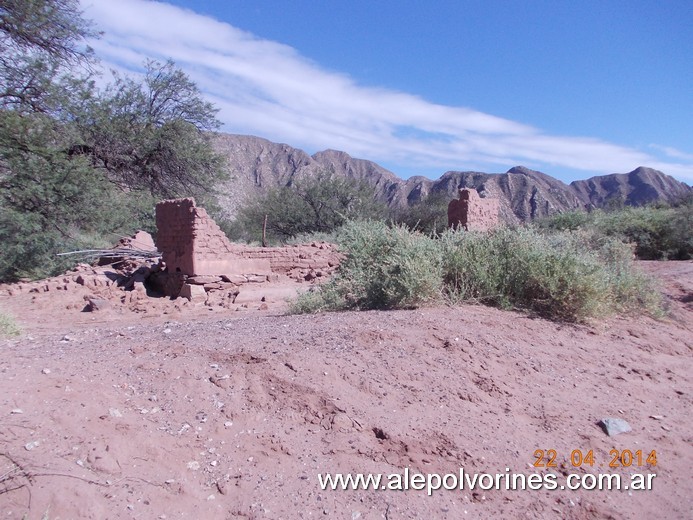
[0,2,226,281]
[393,191,451,235]
[76,60,226,200]
[0,108,152,280]
[233,169,387,242]
[0,0,97,113]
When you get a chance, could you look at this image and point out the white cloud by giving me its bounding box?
[80,0,693,183]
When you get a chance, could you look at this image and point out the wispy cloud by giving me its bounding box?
[81,0,693,182]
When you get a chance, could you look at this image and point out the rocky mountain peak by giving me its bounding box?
[212,133,691,222]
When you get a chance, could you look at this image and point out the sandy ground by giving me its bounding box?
[0,261,691,519]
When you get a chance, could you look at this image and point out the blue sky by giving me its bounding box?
[80,0,693,183]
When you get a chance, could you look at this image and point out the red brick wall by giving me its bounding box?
[448,189,500,231]
[155,198,271,276]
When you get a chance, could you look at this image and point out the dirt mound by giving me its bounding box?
[0,262,691,519]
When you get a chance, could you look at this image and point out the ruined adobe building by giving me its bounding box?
[154,198,341,301]
[448,188,500,231]
[155,198,272,278]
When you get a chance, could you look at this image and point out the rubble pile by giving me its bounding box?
[0,198,343,314]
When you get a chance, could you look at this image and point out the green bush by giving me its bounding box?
[0,312,20,337]
[291,221,661,322]
[536,202,693,260]
[290,220,443,312]
[441,227,660,321]
[536,210,593,232]
[592,205,692,260]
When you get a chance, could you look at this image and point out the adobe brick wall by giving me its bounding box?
[155,198,271,276]
[448,188,500,231]
[236,242,342,280]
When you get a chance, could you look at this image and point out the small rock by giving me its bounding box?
[187,275,221,285]
[84,297,111,312]
[11,409,23,414]
[649,415,664,421]
[24,441,40,451]
[220,274,247,284]
[179,283,207,302]
[598,418,632,436]
[187,461,200,471]
[41,368,51,374]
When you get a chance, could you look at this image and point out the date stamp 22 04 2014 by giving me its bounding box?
[533,449,657,469]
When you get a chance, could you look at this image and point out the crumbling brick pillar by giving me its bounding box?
[155,198,271,276]
[448,188,500,231]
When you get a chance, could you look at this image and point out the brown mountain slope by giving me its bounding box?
[212,133,691,222]
[570,166,691,208]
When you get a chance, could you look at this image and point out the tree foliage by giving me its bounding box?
[232,170,387,243]
[393,191,451,235]
[0,1,225,281]
[0,0,96,62]
[77,60,225,199]
[0,0,97,113]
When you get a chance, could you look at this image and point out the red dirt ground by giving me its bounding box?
[0,261,691,519]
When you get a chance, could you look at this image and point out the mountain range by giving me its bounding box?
[212,133,691,223]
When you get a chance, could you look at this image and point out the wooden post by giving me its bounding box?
[262,214,268,247]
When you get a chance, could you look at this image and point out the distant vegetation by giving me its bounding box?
[290,220,662,322]
[390,191,451,236]
[228,169,387,244]
[536,196,692,260]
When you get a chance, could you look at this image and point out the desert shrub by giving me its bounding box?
[536,203,693,260]
[440,228,604,320]
[441,227,660,321]
[290,220,443,312]
[0,312,20,337]
[536,210,594,231]
[284,229,343,245]
[292,221,661,322]
[591,205,692,260]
